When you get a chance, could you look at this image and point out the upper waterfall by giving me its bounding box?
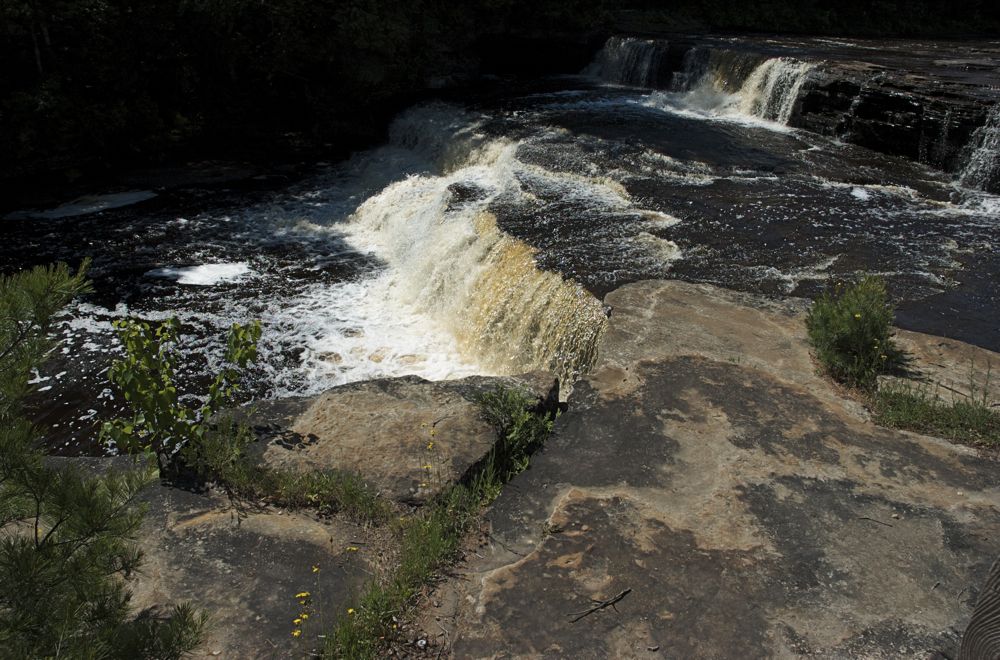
[733,58,816,124]
[959,104,1000,193]
[583,37,671,87]
[586,37,816,127]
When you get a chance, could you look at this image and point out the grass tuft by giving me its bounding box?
[187,417,392,524]
[873,370,999,447]
[324,386,553,659]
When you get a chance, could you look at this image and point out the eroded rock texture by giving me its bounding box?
[424,280,1000,658]
[260,372,558,505]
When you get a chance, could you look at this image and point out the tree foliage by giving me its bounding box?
[0,262,206,658]
[101,317,261,473]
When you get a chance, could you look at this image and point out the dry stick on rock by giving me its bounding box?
[568,588,632,623]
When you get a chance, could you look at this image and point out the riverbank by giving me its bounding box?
[411,279,1000,657]
[102,278,1000,657]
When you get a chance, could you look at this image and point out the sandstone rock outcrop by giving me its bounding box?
[418,280,1000,658]
[258,372,559,505]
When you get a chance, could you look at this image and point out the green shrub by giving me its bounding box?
[105,319,389,523]
[474,386,554,503]
[806,275,903,390]
[101,317,261,474]
[0,262,206,658]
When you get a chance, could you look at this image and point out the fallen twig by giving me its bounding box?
[857,516,893,528]
[569,588,632,623]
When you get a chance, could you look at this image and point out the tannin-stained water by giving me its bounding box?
[3,38,999,454]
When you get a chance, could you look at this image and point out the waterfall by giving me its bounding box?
[959,104,1000,193]
[734,57,816,124]
[663,46,815,126]
[345,123,608,385]
[670,47,710,91]
[584,37,669,87]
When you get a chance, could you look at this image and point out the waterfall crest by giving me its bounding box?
[960,104,1000,193]
[345,133,608,385]
[583,37,670,87]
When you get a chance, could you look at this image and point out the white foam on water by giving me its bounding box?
[6,191,158,220]
[637,210,683,228]
[850,187,871,201]
[633,232,683,264]
[145,262,252,286]
[259,277,484,397]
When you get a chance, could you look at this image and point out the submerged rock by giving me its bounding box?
[420,280,1000,658]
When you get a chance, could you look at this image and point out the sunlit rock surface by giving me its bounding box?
[418,280,1000,658]
[258,372,559,505]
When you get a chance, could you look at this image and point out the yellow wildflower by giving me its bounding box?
[347,608,355,615]
[430,429,437,436]
[293,618,302,625]
[301,613,310,620]
[295,591,310,599]
[312,565,320,573]
[427,441,434,450]
[854,313,861,319]
[423,464,433,470]
[291,629,302,638]
[346,546,359,552]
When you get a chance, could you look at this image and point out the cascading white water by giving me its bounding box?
[344,121,611,385]
[635,45,816,127]
[584,37,668,87]
[733,57,816,124]
[959,104,1000,192]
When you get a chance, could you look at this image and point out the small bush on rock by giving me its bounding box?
[806,275,903,390]
[102,317,262,474]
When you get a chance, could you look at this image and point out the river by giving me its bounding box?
[4,34,999,454]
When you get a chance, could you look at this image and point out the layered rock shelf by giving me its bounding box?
[414,280,1000,657]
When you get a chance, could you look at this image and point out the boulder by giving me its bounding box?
[259,372,558,505]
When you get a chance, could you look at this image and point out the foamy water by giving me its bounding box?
[10,49,1000,453]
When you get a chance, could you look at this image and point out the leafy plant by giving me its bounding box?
[0,262,206,658]
[474,385,554,503]
[101,317,262,473]
[806,275,903,390]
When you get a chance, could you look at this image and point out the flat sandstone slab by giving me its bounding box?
[423,280,1000,658]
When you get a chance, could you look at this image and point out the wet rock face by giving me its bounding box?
[795,65,990,177]
[423,280,1000,658]
[260,372,559,505]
